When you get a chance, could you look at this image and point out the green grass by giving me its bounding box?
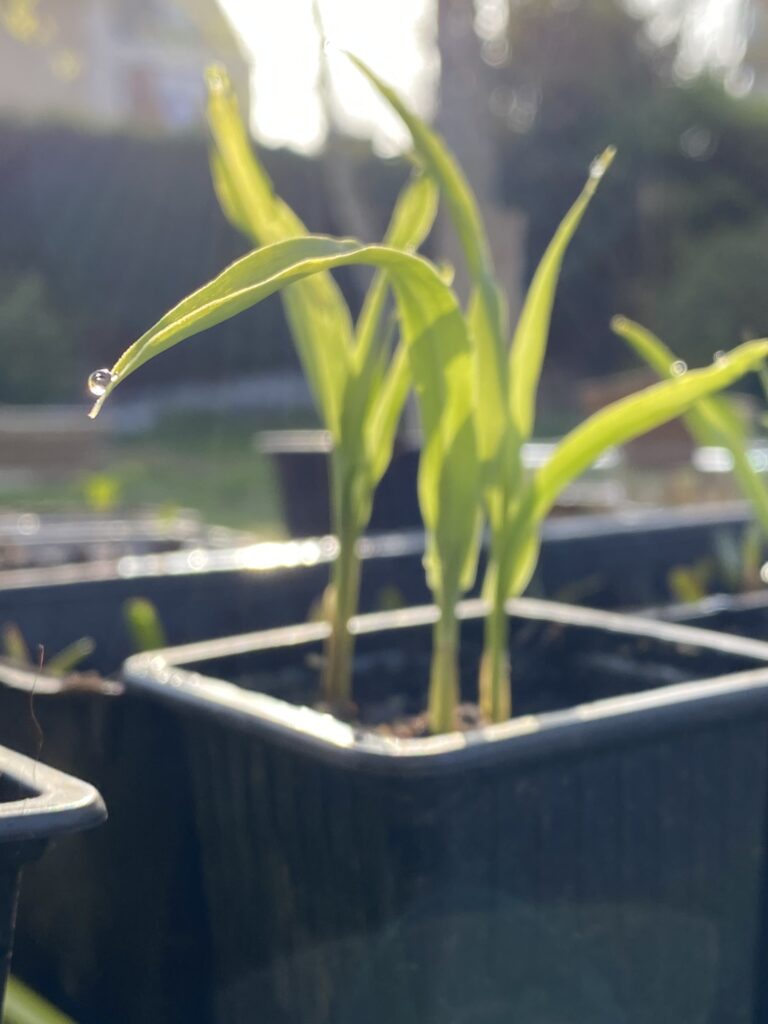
[0,410,316,534]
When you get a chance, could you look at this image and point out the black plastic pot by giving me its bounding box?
[0,510,243,571]
[258,430,628,537]
[258,430,422,535]
[0,664,215,1024]
[0,745,105,1011]
[0,504,755,1022]
[124,598,768,1024]
[0,503,752,675]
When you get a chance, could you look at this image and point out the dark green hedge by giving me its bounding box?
[0,121,406,401]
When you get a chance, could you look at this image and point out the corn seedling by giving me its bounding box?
[88,61,768,734]
[88,234,482,728]
[92,67,438,711]
[208,67,438,708]
[349,57,768,726]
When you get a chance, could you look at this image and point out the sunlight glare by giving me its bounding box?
[217,0,436,154]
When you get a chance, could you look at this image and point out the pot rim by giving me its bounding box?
[0,744,106,843]
[0,500,750,592]
[123,596,768,776]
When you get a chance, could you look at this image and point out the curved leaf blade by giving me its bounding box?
[509,148,615,441]
[346,53,491,281]
[206,64,352,434]
[348,54,510,520]
[613,316,768,536]
[89,235,482,601]
[534,337,768,521]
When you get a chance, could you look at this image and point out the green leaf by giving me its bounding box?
[89,235,481,602]
[495,336,768,601]
[209,149,251,238]
[366,340,410,484]
[348,54,509,526]
[46,637,96,675]
[2,622,29,665]
[509,148,615,441]
[4,977,77,1024]
[346,54,491,281]
[535,337,768,522]
[123,597,168,653]
[205,64,352,435]
[612,316,768,537]
[341,172,439,488]
[354,172,438,370]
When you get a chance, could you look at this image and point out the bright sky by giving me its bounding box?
[217,0,437,154]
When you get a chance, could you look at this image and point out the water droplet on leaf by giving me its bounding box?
[713,350,726,363]
[671,360,687,377]
[88,369,115,397]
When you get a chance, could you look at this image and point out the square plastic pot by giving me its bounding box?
[0,502,752,675]
[0,745,105,1011]
[0,503,754,1022]
[123,597,768,1024]
[258,430,627,537]
[0,510,242,571]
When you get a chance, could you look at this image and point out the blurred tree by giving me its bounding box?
[488,0,676,385]
[656,217,768,364]
[482,0,768,395]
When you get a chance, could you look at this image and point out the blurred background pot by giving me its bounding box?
[258,430,628,537]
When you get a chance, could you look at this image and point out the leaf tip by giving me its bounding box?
[588,146,617,183]
[205,63,231,99]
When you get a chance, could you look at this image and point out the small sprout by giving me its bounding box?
[123,598,167,653]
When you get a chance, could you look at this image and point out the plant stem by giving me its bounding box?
[321,452,362,710]
[428,593,460,734]
[479,555,511,723]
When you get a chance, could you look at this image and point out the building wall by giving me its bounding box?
[0,0,249,129]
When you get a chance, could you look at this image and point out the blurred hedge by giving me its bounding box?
[0,121,406,402]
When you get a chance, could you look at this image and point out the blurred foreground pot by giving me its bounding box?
[0,745,105,1011]
[124,598,768,1024]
